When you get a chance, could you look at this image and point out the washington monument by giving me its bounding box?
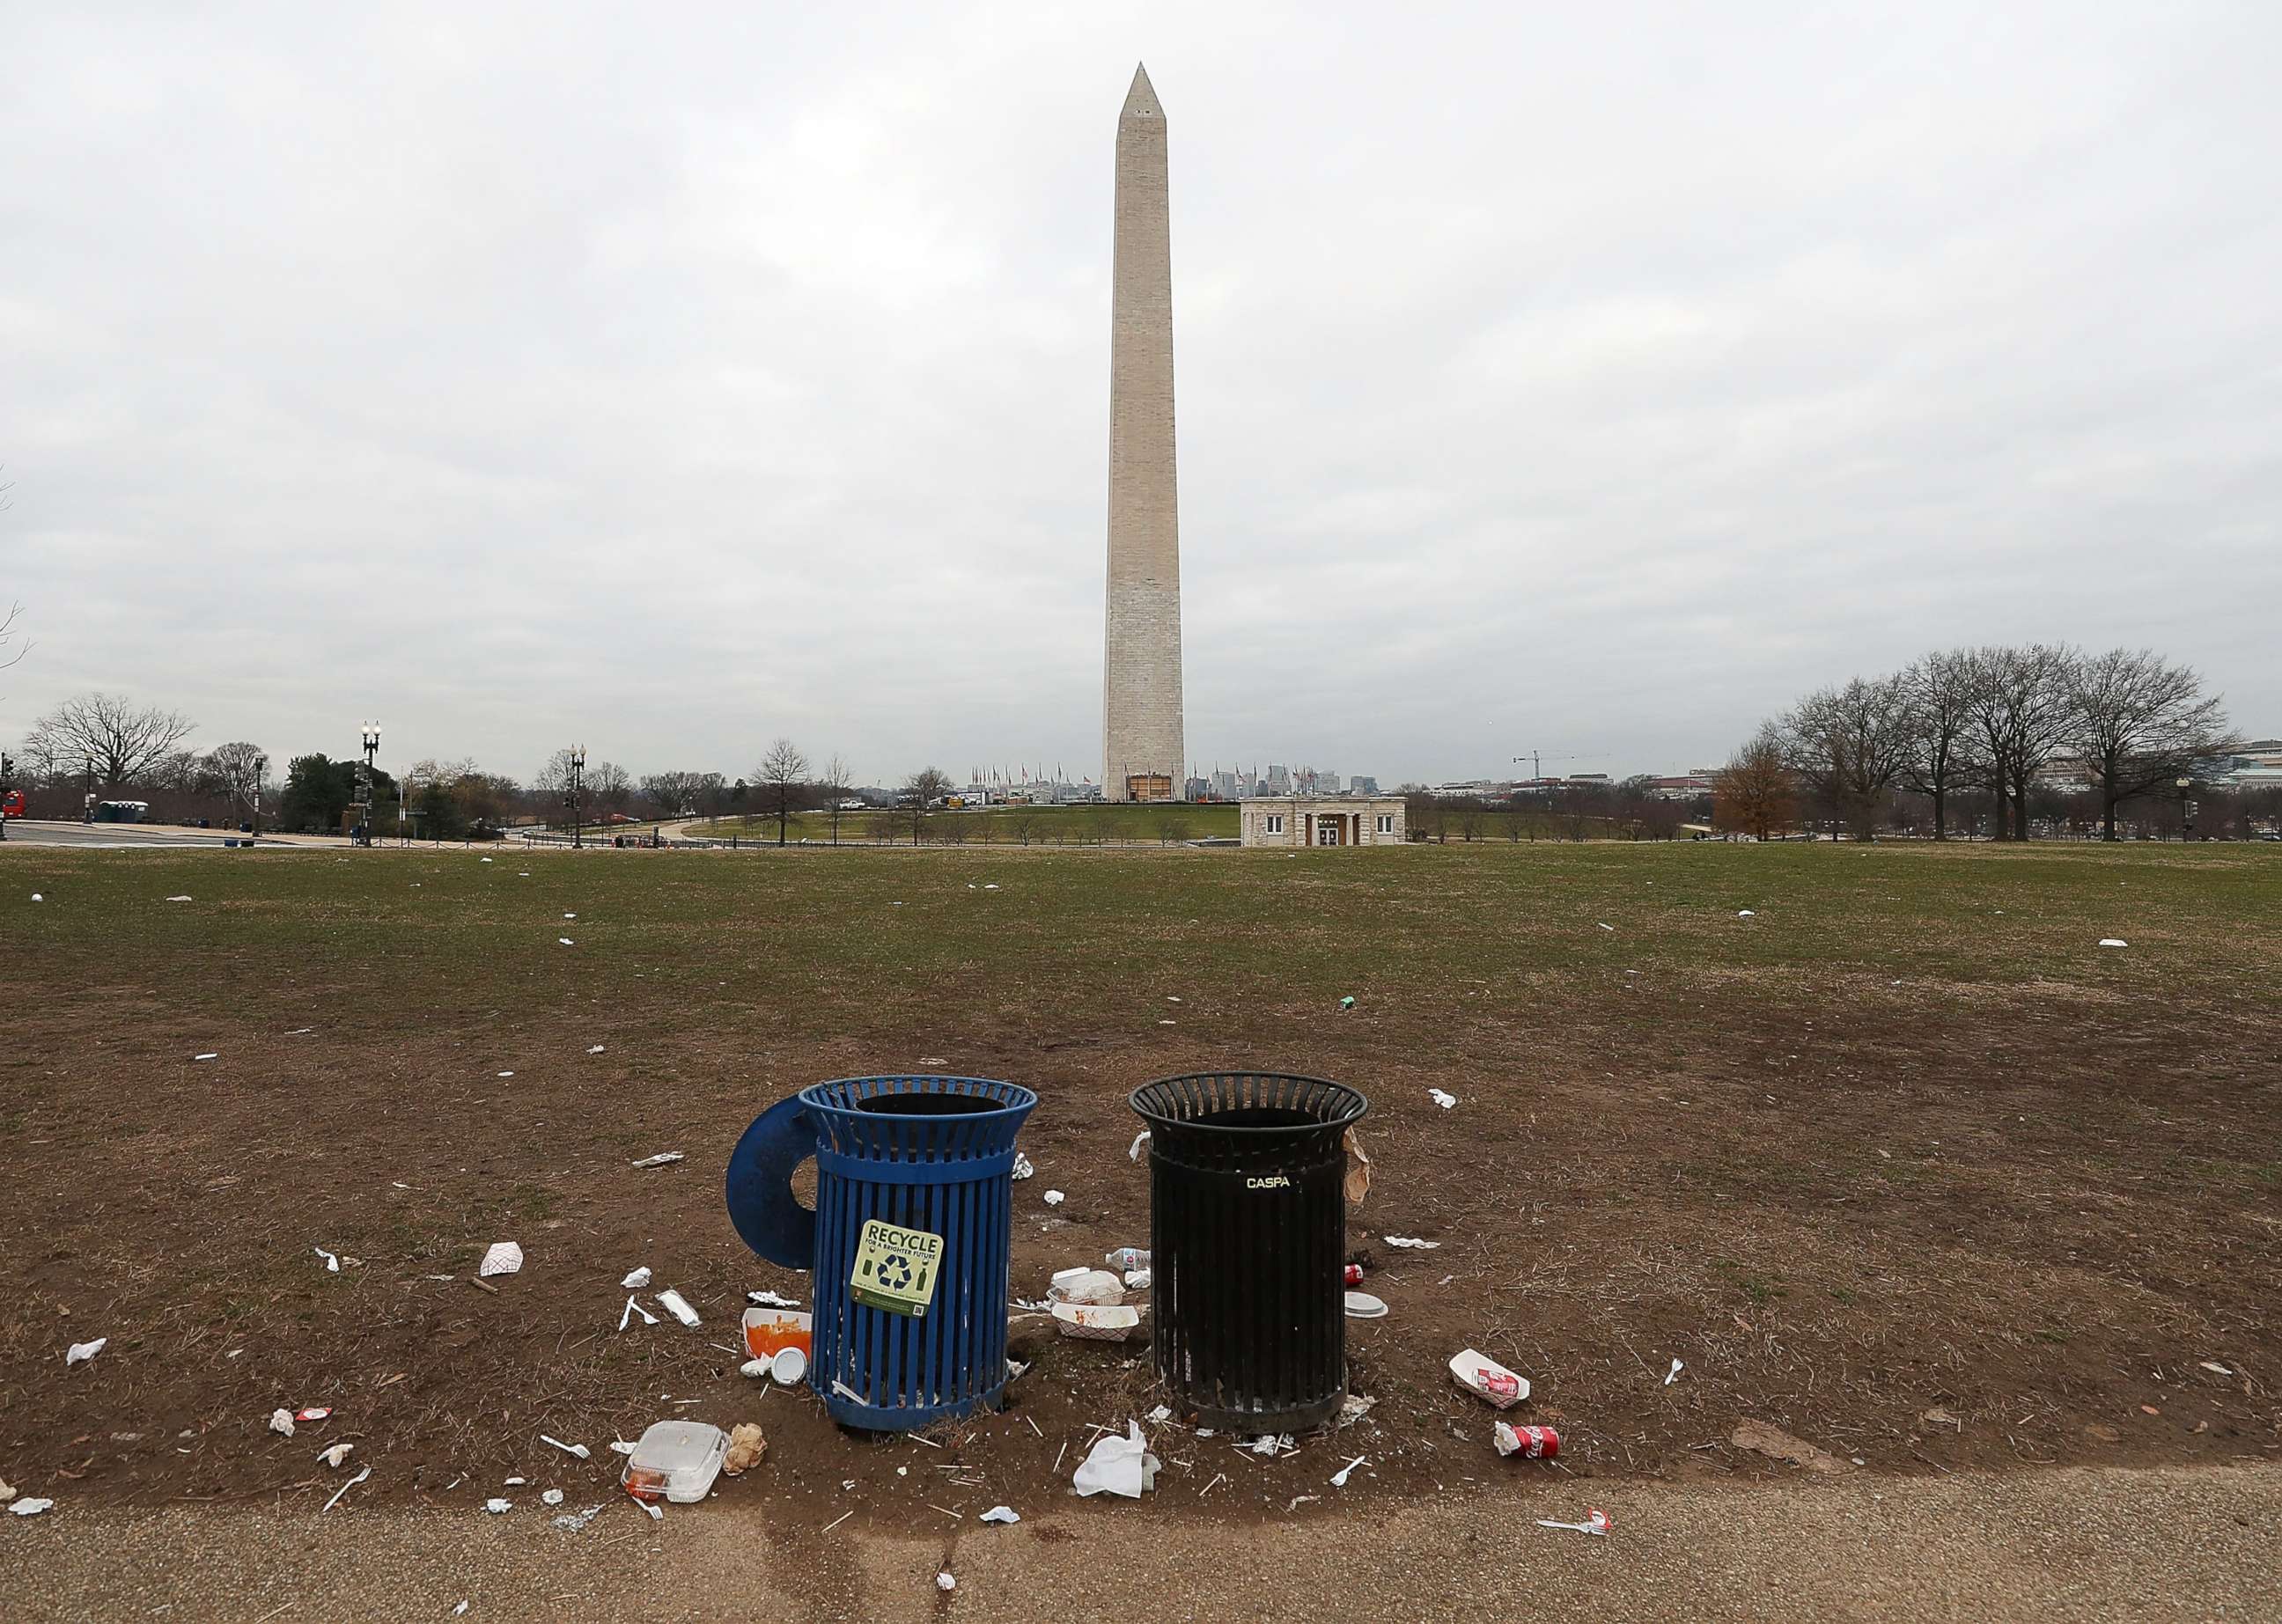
[1101,63,1185,803]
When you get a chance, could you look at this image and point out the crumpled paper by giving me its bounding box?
[479,1241,523,1277]
[723,1422,767,1475]
[1071,1422,1159,1498]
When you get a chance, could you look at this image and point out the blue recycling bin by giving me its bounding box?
[726,1074,1037,1431]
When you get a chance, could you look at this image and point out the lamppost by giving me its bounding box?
[248,752,268,835]
[568,746,586,849]
[2176,775,2193,841]
[359,723,381,845]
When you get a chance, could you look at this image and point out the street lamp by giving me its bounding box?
[2176,775,2193,841]
[568,746,586,849]
[357,723,381,846]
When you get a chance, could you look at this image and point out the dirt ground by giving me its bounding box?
[1,841,2277,1545]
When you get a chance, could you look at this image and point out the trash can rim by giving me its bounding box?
[1128,1070,1367,1133]
[799,1073,1038,1121]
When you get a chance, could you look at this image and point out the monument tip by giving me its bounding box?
[1122,63,1162,119]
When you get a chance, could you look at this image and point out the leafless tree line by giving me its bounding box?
[1724,644,2235,841]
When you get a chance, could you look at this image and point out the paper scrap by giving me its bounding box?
[1043,1190,1065,1207]
[269,1408,297,1437]
[65,1338,107,1366]
[656,1289,701,1327]
[478,1241,523,1277]
[485,1497,511,1514]
[314,1247,340,1274]
[12,1498,55,1517]
[1428,1089,1456,1109]
[979,1504,1020,1525]
[745,1290,800,1308]
[1384,1236,1440,1250]
[1071,1421,1160,1497]
[630,1152,684,1169]
[621,1267,652,1290]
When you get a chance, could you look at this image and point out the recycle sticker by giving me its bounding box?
[850,1219,944,1318]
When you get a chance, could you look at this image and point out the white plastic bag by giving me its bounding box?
[1071,1421,1159,1498]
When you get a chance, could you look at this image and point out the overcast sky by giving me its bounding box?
[5,3,2277,789]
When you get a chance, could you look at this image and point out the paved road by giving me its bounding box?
[4,1462,2275,1621]
[1,819,254,849]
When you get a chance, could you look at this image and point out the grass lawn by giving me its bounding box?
[1,839,2276,1520]
[686,801,1240,844]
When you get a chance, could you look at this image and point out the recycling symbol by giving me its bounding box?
[878,1253,915,1292]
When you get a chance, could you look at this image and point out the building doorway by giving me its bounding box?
[1314,815,1343,847]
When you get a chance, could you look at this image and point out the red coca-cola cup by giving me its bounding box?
[1343,1264,1364,1286]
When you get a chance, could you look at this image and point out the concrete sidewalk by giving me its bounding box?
[4,1462,2274,1622]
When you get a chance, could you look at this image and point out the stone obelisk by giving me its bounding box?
[1101,63,1185,803]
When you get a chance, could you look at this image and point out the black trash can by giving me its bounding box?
[1130,1071,1368,1432]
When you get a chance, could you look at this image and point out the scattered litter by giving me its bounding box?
[2200,1361,2234,1377]
[622,1268,652,1290]
[621,1422,730,1504]
[587,1045,606,1054]
[1043,1190,1066,1207]
[1731,1419,1855,1473]
[1053,1304,1142,1342]
[0,1480,14,1503]
[505,1477,525,1487]
[296,1407,333,1422]
[1385,1236,1440,1250]
[1338,996,1355,1010]
[1049,1268,1123,1305]
[1343,1128,1372,1206]
[608,1441,637,1456]
[314,1247,341,1274]
[478,1242,524,1277]
[1597,922,1614,931]
[1536,1509,1610,1537]
[1665,1358,1684,1385]
[1128,1130,1151,1162]
[551,1504,604,1532]
[1287,1494,1320,1511]
[723,1422,768,1475]
[1337,1394,1376,1428]
[1449,1348,1528,1408]
[1330,1456,1368,1487]
[166,895,194,903]
[1428,1089,1456,1109]
[936,1573,957,1593]
[770,1348,807,1385]
[1344,1292,1388,1319]
[2098,938,2128,949]
[485,1498,512,1515]
[1921,1407,1962,1429]
[746,1290,802,1310]
[1159,1018,1176,1025]
[618,1297,658,1330]
[193,1053,219,1062]
[656,1290,701,1327]
[638,1500,663,1521]
[1738,909,1756,918]
[1012,1153,1034,1181]
[558,937,575,947]
[1245,1434,1296,1459]
[1494,1422,1561,1459]
[1124,1268,1152,1290]
[321,1466,371,1512]
[980,1505,1020,1525]
[30,894,42,903]
[1146,1405,1172,1424]
[741,1359,769,1379]
[1106,1247,1151,1271]
[1071,1421,1160,1497]
[320,1444,353,1469]
[630,1152,685,1169]
[12,1499,55,1517]
[497,1071,514,1079]
[65,1339,107,1367]
[269,1409,297,1438]
[916,1055,945,1065]
[541,1436,589,1460]
[563,913,576,919]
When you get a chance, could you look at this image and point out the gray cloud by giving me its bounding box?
[5,2,2277,787]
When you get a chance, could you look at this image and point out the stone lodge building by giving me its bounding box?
[1239,796,1408,849]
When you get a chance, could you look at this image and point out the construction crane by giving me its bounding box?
[1513,752,1608,783]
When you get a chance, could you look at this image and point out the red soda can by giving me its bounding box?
[1496,1422,1560,1459]
[1343,1264,1364,1286]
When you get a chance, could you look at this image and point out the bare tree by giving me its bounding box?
[819,753,854,846]
[588,761,633,819]
[1712,723,1795,840]
[2064,648,2232,841]
[24,693,195,790]
[1964,644,2080,841]
[1898,650,1980,840]
[755,738,811,847]
[1155,811,1191,844]
[1780,674,1911,840]
[1005,805,1041,846]
[204,742,269,827]
[639,770,710,820]
[902,766,952,847]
